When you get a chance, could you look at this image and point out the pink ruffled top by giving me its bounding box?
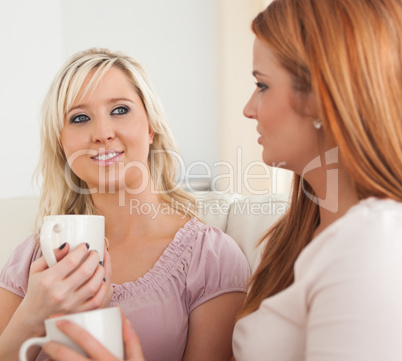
[1,217,250,361]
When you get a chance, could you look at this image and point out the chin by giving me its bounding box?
[261,151,274,166]
[261,153,288,170]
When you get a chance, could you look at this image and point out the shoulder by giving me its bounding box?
[299,198,402,263]
[179,218,250,311]
[2,234,42,269]
[292,199,402,358]
[338,197,402,239]
[0,235,41,297]
[296,198,402,294]
[181,217,250,267]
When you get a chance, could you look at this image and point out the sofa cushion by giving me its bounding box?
[225,193,289,268]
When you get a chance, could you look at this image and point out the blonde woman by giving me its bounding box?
[0,49,250,361]
[42,0,402,360]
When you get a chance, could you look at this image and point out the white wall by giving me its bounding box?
[0,0,219,198]
[0,0,63,198]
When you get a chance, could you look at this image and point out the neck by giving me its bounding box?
[90,184,164,243]
[304,166,359,238]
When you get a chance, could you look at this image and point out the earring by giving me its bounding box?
[313,119,322,129]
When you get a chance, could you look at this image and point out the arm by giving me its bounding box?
[0,288,22,335]
[0,289,25,359]
[0,243,110,361]
[181,225,249,361]
[183,292,246,361]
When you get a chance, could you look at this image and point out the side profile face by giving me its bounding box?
[60,66,154,193]
[243,37,321,175]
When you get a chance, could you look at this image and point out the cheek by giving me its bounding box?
[60,130,74,157]
[258,103,288,133]
[60,134,88,173]
[60,129,89,158]
[125,128,152,154]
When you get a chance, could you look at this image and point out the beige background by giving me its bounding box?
[217,0,292,196]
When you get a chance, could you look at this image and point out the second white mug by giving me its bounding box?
[19,307,124,361]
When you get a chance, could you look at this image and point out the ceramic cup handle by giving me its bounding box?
[19,336,48,361]
[39,221,63,267]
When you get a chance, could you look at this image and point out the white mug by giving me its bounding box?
[19,307,124,361]
[40,215,105,267]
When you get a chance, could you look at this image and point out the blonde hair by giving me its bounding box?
[36,48,197,230]
[240,0,402,317]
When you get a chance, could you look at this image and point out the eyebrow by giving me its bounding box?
[252,70,269,78]
[68,97,135,113]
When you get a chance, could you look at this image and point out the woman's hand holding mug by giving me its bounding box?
[18,215,111,336]
[19,243,107,335]
[41,309,145,361]
[20,308,128,361]
[39,215,105,267]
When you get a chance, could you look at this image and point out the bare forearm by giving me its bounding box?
[0,300,45,361]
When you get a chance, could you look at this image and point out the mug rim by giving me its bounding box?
[45,306,119,325]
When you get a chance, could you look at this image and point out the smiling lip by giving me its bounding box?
[256,127,262,144]
[91,150,124,166]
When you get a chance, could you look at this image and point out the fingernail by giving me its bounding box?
[59,242,67,250]
[103,277,106,282]
[99,261,104,266]
[56,319,70,327]
[85,243,90,249]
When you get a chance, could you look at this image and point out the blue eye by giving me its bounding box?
[111,106,129,115]
[256,82,268,92]
[70,114,90,124]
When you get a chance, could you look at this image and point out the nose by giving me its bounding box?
[91,119,115,144]
[243,92,257,119]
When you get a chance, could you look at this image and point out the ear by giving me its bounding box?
[303,92,319,119]
[149,128,155,144]
[292,91,318,119]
